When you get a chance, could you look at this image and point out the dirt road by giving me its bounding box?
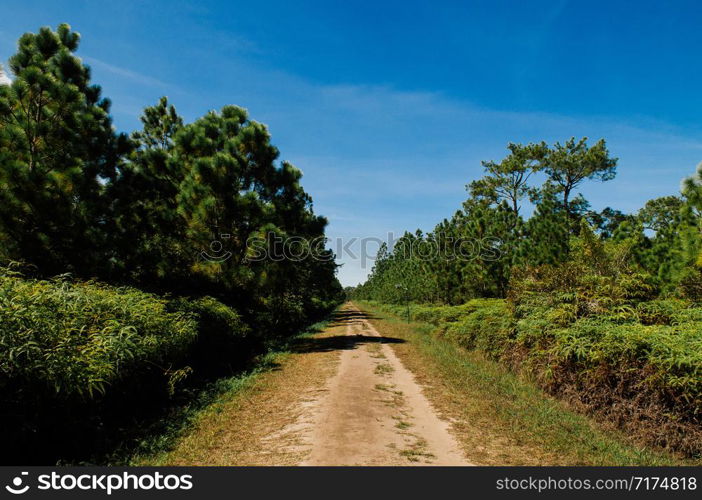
[297,305,468,465]
[162,303,469,465]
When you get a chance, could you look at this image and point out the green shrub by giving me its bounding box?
[436,299,513,358]
[0,271,198,399]
[168,296,252,373]
[373,293,702,456]
[679,267,702,302]
[0,268,272,463]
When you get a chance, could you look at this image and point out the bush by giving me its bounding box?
[506,241,702,455]
[679,267,702,302]
[0,270,198,400]
[168,296,252,374]
[0,268,271,463]
[375,294,702,456]
[434,299,513,358]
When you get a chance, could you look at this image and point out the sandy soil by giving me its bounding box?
[288,304,469,465]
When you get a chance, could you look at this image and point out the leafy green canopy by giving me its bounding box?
[0,23,343,464]
[111,98,341,325]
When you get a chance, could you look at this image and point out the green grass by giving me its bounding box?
[374,362,394,375]
[358,301,691,465]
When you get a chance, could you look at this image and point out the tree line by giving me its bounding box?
[0,24,343,330]
[353,136,702,304]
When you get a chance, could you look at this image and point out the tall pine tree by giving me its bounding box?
[0,24,129,275]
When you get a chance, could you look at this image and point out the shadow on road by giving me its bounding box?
[291,307,405,354]
[327,308,379,325]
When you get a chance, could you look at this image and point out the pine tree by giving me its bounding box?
[108,97,187,286]
[540,137,617,228]
[525,183,570,266]
[467,141,546,217]
[0,24,129,275]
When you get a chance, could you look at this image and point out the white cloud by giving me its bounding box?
[82,56,172,89]
[0,65,11,85]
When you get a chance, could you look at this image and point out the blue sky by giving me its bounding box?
[2,1,702,285]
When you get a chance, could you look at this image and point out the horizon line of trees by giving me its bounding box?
[353,137,702,305]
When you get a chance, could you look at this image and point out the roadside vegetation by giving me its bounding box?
[357,301,696,465]
[0,24,342,464]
